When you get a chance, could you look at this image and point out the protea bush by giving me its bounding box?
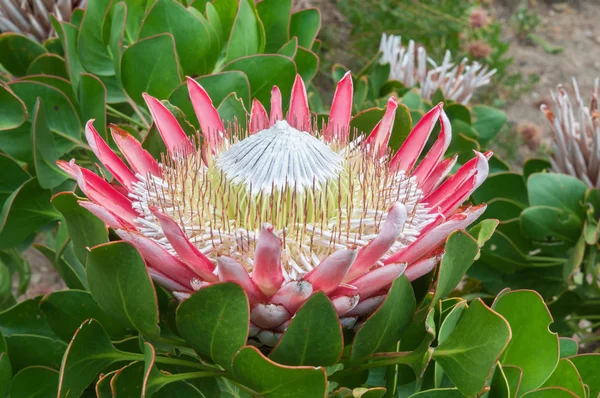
[1,1,600,397]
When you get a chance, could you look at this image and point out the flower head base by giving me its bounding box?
[469,8,490,29]
[379,34,496,105]
[59,73,489,345]
[0,0,85,41]
[541,78,600,189]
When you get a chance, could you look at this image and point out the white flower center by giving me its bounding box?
[216,120,344,194]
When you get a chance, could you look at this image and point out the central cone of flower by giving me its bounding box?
[58,73,490,345]
[131,118,431,279]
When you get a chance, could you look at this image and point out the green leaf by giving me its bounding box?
[212,0,238,43]
[218,92,248,129]
[523,159,551,180]
[432,231,479,303]
[540,359,585,397]
[352,275,416,360]
[0,33,47,76]
[0,261,14,310]
[9,366,59,398]
[233,346,327,397]
[169,71,251,126]
[139,0,220,76]
[295,46,319,82]
[34,245,86,290]
[108,1,127,82]
[349,104,412,150]
[527,173,587,220]
[472,105,507,145]
[121,33,182,105]
[520,387,579,397]
[57,319,129,398]
[0,351,10,398]
[0,153,30,210]
[5,80,81,157]
[0,297,55,338]
[472,173,528,209]
[51,19,84,91]
[18,74,77,106]
[87,241,160,338]
[5,334,67,372]
[40,290,128,341]
[32,98,69,189]
[269,292,343,366]
[52,192,109,267]
[433,299,511,397]
[77,0,114,75]
[493,290,560,395]
[559,338,577,358]
[223,54,296,111]
[350,387,387,397]
[521,206,583,243]
[279,37,298,58]
[409,389,464,397]
[569,354,600,398]
[0,178,59,249]
[0,250,30,297]
[226,0,266,63]
[0,83,27,131]
[26,53,69,78]
[110,361,146,397]
[176,283,249,371]
[256,0,292,52]
[468,219,500,249]
[488,361,511,398]
[79,73,108,141]
[289,9,320,49]
[95,370,117,397]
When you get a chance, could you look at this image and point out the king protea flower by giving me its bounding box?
[541,78,600,189]
[379,33,496,105]
[58,74,489,345]
[0,0,85,42]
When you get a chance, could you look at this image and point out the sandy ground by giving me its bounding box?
[498,0,600,131]
[17,0,600,300]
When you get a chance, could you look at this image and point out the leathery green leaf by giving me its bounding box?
[493,290,560,395]
[270,292,343,366]
[232,346,327,398]
[433,299,511,397]
[87,241,160,338]
[57,319,130,398]
[352,275,416,360]
[176,283,249,371]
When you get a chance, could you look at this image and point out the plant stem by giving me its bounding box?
[331,351,418,378]
[53,130,91,151]
[164,370,226,383]
[151,336,191,348]
[125,353,219,371]
[127,98,151,128]
[107,105,147,129]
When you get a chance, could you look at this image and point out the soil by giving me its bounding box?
[495,0,600,150]
[18,0,600,300]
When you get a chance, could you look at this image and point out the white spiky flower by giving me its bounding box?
[541,78,600,188]
[379,33,496,105]
[0,0,85,42]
